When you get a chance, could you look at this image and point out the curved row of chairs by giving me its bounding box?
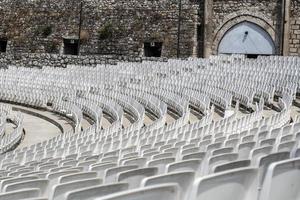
[0,110,23,154]
[0,55,299,200]
[0,104,11,138]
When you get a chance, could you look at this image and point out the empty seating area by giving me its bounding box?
[0,55,299,199]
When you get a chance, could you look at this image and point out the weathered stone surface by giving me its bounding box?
[0,0,298,58]
[0,52,170,68]
[290,0,300,55]
[0,0,200,58]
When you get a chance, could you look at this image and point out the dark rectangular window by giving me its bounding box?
[144,42,162,57]
[246,54,259,59]
[0,39,7,53]
[63,39,79,55]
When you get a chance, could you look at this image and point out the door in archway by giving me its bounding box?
[218,21,275,56]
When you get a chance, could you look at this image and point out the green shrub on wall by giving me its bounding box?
[45,40,60,53]
[42,26,53,37]
[35,25,53,38]
[98,23,114,40]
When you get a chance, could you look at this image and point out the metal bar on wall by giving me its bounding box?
[78,1,83,56]
[177,0,182,58]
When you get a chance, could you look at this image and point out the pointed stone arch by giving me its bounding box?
[218,21,275,55]
[211,14,278,55]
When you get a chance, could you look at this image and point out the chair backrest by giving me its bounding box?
[3,179,49,196]
[212,147,234,156]
[292,147,300,158]
[47,170,81,180]
[90,163,117,177]
[167,159,201,174]
[282,125,292,136]
[214,159,251,173]
[117,167,158,189]
[259,139,276,147]
[182,147,200,156]
[123,157,147,168]
[207,142,223,151]
[58,172,98,183]
[182,152,206,160]
[142,171,195,200]
[0,188,40,200]
[270,128,281,139]
[250,146,273,165]
[152,152,174,160]
[238,142,256,159]
[207,153,238,174]
[147,157,175,174]
[257,151,290,187]
[260,158,300,200]
[0,175,39,192]
[104,165,138,183]
[94,183,180,200]
[52,178,102,200]
[279,134,293,143]
[190,167,259,200]
[276,141,296,152]
[66,183,129,200]
[77,160,97,170]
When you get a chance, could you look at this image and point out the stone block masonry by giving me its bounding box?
[0,0,299,58]
[0,52,169,68]
[0,0,200,58]
[290,0,300,55]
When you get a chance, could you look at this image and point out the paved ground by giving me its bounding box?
[144,114,153,126]
[166,113,176,125]
[2,103,74,149]
[122,115,132,128]
[81,118,92,130]
[101,117,112,129]
[16,112,61,149]
[212,111,223,121]
[189,112,201,124]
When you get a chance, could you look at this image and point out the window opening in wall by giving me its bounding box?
[144,42,162,57]
[246,54,259,59]
[246,54,270,59]
[0,39,8,53]
[63,38,79,55]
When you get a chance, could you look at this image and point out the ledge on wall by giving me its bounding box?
[0,52,170,68]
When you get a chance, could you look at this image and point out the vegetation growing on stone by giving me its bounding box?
[35,25,53,38]
[98,23,114,40]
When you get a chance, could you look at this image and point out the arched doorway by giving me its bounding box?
[218,21,275,57]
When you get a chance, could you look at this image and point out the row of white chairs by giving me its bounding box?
[0,55,299,200]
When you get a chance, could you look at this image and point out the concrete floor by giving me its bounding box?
[16,112,61,149]
[122,115,132,128]
[101,117,112,129]
[81,118,92,130]
[165,113,176,125]
[212,111,223,121]
[144,115,153,126]
[2,103,74,149]
[189,112,200,124]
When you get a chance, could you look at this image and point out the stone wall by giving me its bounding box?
[0,0,299,58]
[0,52,168,68]
[0,0,199,58]
[290,0,300,55]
